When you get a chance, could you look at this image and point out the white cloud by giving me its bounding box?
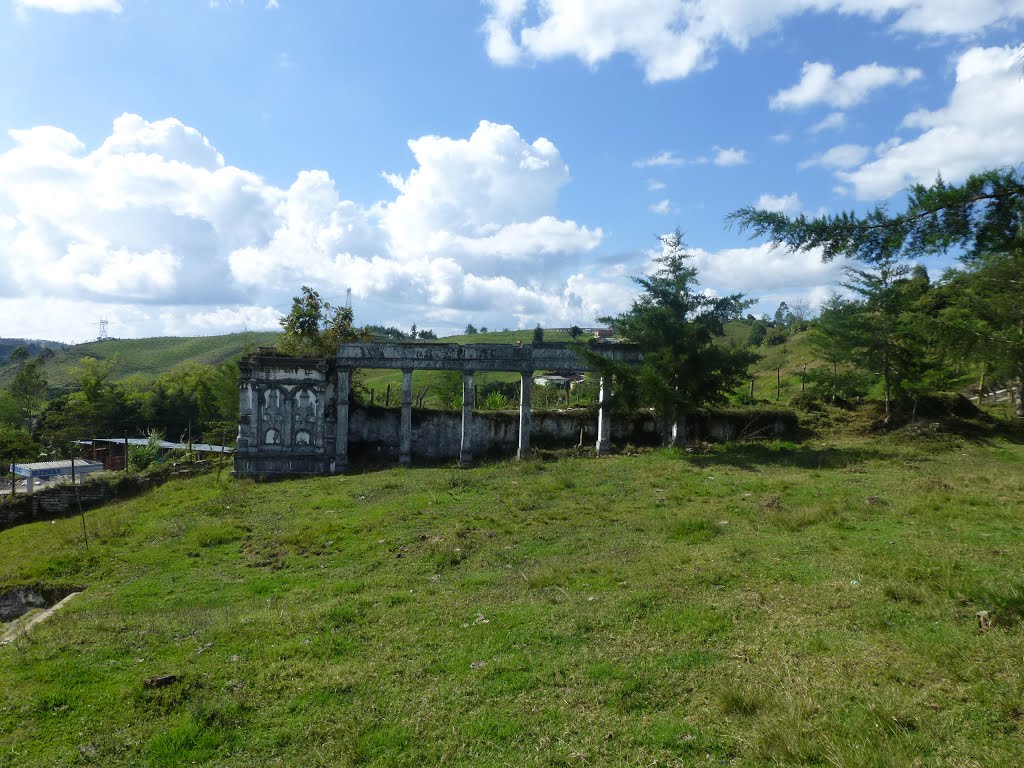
[648,179,666,191]
[15,0,121,12]
[798,143,870,170]
[771,132,791,143]
[755,193,801,215]
[633,151,685,168]
[838,45,1024,199]
[810,111,846,133]
[639,238,848,315]
[482,1,1019,82]
[771,62,922,110]
[692,243,847,298]
[650,198,671,214]
[0,115,613,338]
[713,146,749,166]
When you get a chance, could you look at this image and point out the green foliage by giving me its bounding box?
[746,319,768,346]
[803,365,872,403]
[938,247,1024,416]
[434,370,464,411]
[532,324,544,345]
[763,326,788,346]
[464,323,478,335]
[0,423,42,462]
[593,230,759,430]
[127,436,161,472]
[0,332,278,392]
[728,167,1024,264]
[278,286,369,357]
[5,356,48,431]
[481,391,512,410]
[731,170,1024,419]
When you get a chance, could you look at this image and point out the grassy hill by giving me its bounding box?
[0,339,67,365]
[2,428,1023,766]
[0,332,281,391]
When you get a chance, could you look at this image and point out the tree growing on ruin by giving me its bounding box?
[279,286,369,357]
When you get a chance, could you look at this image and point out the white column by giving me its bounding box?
[670,415,686,447]
[596,375,612,455]
[400,369,413,467]
[459,372,474,466]
[26,475,34,495]
[335,368,351,472]
[518,371,532,461]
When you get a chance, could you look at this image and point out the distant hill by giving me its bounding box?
[0,324,830,405]
[0,338,67,365]
[0,331,280,391]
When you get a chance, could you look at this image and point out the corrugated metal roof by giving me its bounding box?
[74,439,233,453]
[11,460,104,478]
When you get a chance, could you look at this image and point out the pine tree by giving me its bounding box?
[592,230,758,444]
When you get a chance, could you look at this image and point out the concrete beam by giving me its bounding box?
[337,341,640,373]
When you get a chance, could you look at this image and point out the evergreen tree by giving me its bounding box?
[591,230,758,445]
[532,324,544,345]
[729,168,1024,418]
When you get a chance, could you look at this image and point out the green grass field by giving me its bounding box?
[2,415,1023,766]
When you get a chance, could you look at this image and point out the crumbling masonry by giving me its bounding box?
[233,342,641,477]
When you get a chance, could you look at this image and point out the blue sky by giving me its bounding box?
[0,0,1021,341]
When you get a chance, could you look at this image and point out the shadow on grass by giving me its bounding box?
[677,442,886,471]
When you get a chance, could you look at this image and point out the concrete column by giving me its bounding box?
[518,371,533,460]
[459,371,474,466]
[670,415,686,447]
[335,368,351,473]
[400,369,413,467]
[26,475,33,495]
[596,375,612,455]
[236,382,252,450]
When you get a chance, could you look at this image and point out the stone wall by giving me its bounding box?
[346,406,795,463]
[0,466,211,533]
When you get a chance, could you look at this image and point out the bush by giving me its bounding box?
[481,391,512,410]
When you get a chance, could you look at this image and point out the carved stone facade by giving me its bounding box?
[233,342,642,477]
[235,355,338,476]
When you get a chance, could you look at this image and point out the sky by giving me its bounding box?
[0,1,1022,342]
